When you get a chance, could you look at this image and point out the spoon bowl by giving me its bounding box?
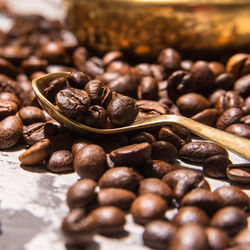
[32,72,250,160]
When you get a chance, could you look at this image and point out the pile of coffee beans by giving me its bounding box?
[0,6,249,249]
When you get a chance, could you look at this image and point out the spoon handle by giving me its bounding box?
[163,115,250,161]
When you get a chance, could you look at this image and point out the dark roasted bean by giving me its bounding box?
[225,123,250,139]
[67,71,90,89]
[151,141,178,162]
[19,106,46,125]
[205,227,230,250]
[0,100,18,120]
[227,163,250,184]
[191,108,221,127]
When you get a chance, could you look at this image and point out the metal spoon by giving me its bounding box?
[32,72,250,161]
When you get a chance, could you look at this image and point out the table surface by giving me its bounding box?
[0,1,249,250]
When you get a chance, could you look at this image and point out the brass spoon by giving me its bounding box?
[32,72,250,161]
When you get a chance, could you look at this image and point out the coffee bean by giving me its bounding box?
[213,186,250,210]
[61,208,97,246]
[205,227,230,250]
[97,188,135,210]
[158,48,181,73]
[176,93,210,117]
[203,154,232,178]
[46,150,73,173]
[0,100,18,120]
[99,167,142,192]
[215,73,235,90]
[225,123,250,139]
[170,224,209,250]
[234,228,250,246]
[72,47,88,71]
[209,89,226,106]
[139,178,175,203]
[181,188,223,215]
[0,57,17,77]
[162,169,210,200]
[71,138,91,155]
[56,87,90,118]
[107,94,138,126]
[0,92,21,107]
[241,115,250,125]
[66,179,97,209]
[143,220,177,250]
[158,126,186,150]
[102,51,123,67]
[179,141,228,163]
[211,206,247,235]
[0,115,23,149]
[191,108,221,127]
[1,45,28,65]
[109,142,151,167]
[191,60,215,92]
[67,71,90,89]
[74,144,107,180]
[19,106,46,125]
[216,108,243,130]
[84,57,104,78]
[22,122,57,145]
[172,206,210,227]
[167,70,195,101]
[106,61,130,75]
[143,160,176,178]
[90,206,126,235]
[18,138,51,165]
[44,76,68,102]
[137,76,158,100]
[21,57,48,74]
[129,131,156,144]
[151,141,178,162]
[130,194,167,224]
[208,62,225,77]
[226,163,250,184]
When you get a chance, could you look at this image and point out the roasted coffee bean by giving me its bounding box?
[106,61,130,75]
[139,178,175,203]
[61,208,97,246]
[169,124,191,143]
[203,154,232,178]
[191,60,215,92]
[216,108,243,130]
[44,76,68,102]
[213,186,249,210]
[0,92,21,107]
[176,93,210,117]
[226,124,250,139]
[143,160,176,178]
[1,45,28,65]
[242,97,250,115]
[67,71,90,89]
[226,53,250,78]
[74,144,107,180]
[137,76,158,100]
[46,65,76,73]
[107,95,138,126]
[19,106,46,125]
[66,179,97,209]
[46,150,73,173]
[96,72,120,84]
[162,169,210,200]
[158,48,181,73]
[181,188,223,215]
[109,142,151,167]
[97,188,135,210]
[84,57,104,78]
[40,41,66,64]
[211,206,247,235]
[167,70,195,101]
[208,62,225,77]
[79,105,107,128]
[21,57,48,74]
[129,131,156,144]
[226,163,250,184]
[234,228,250,246]
[90,206,126,235]
[151,141,178,162]
[191,108,221,127]
[209,89,226,106]
[102,51,123,67]
[172,206,210,227]
[130,194,167,224]
[72,47,87,71]
[18,138,52,165]
[0,57,17,77]
[30,71,46,80]
[205,227,230,250]
[0,115,23,149]
[170,224,209,250]
[215,73,235,90]
[215,91,244,111]
[56,87,90,118]
[22,122,57,145]
[143,220,177,250]
[241,115,250,125]
[99,167,142,192]
[158,126,186,150]
[181,60,193,71]
[179,141,228,163]
[0,100,18,120]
